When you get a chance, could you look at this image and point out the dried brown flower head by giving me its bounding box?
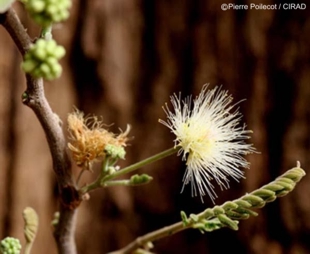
[67,110,130,170]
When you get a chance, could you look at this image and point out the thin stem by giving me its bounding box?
[76,168,86,186]
[108,221,188,254]
[103,179,131,187]
[79,157,112,193]
[104,147,177,181]
[24,242,33,254]
[80,147,177,194]
[40,25,53,40]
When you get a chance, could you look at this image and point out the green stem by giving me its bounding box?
[79,157,111,193]
[80,147,177,194]
[24,242,33,254]
[40,25,52,40]
[76,168,86,186]
[103,180,131,187]
[103,147,177,181]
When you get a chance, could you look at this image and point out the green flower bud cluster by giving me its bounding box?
[0,237,21,254]
[105,144,126,160]
[130,174,153,185]
[21,39,65,80]
[24,0,71,26]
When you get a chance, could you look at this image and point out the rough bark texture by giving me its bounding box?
[0,1,309,253]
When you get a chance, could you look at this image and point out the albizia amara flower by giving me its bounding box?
[67,110,130,170]
[160,85,255,202]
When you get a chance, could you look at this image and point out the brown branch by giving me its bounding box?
[0,8,80,254]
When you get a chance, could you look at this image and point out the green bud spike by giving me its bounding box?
[213,206,225,215]
[234,199,252,208]
[201,208,214,218]
[275,180,294,191]
[277,177,295,185]
[217,214,239,231]
[263,183,284,192]
[222,201,238,210]
[264,195,277,203]
[201,218,222,232]
[251,189,275,199]
[282,171,303,181]
[23,207,39,243]
[225,210,250,220]
[23,207,39,254]
[189,214,199,222]
[276,190,290,197]
[192,222,206,231]
[180,211,189,226]
[242,194,265,208]
[234,207,258,217]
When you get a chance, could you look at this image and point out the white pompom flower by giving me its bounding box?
[160,85,255,202]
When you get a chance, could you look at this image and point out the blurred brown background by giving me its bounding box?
[0,0,310,253]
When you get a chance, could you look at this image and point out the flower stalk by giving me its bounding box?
[80,147,177,194]
[103,147,177,181]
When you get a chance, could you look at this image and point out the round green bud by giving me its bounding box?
[32,67,42,78]
[35,38,46,48]
[30,0,45,12]
[33,47,47,60]
[21,59,38,73]
[49,64,62,79]
[45,40,57,55]
[39,63,51,75]
[54,46,65,59]
[46,5,57,16]
[45,56,56,65]
[0,237,22,254]
[58,10,69,21]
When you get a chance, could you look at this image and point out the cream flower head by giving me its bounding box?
[160,85,255,202]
